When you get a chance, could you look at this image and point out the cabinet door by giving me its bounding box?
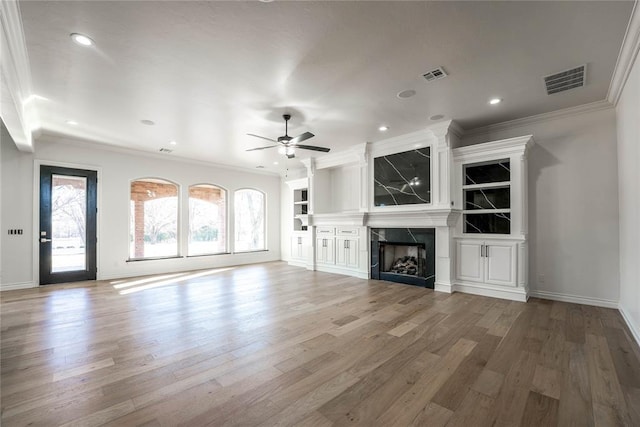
[291,236,308,261]
[335,237,347,266]
[336,237,357,267]
[316,238,325,263]
[291,236,302,260]
[325,238,335,264]
[346,238,358,269]
[485,242,517,286]
[316,237,335,264]
[456,240,484,283]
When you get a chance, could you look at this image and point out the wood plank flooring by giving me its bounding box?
[1,262,639,426]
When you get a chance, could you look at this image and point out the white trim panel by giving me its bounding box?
[529,290,619,309]
[1,281,36,291]
[608,1,640,105]
[619,304,640,348]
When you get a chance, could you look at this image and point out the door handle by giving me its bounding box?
[486,245,490,257]
[40,238,52,243]
[481,244,485,257]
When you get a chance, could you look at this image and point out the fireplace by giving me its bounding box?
[371,228,435,288]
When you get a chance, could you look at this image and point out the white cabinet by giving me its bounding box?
[291,235,308,262]
[456,240,484,283]
[456,239,517,287]
[452,135,532,301]
[316,237,335,264]
[485,242,517,286]
[336,237,358,269]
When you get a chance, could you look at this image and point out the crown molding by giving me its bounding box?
[0,0,36,152]
[463,100,614,139]
[607,0,640,106]
[453,134,534,161]
[36,131,281,177]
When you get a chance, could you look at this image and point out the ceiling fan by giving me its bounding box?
[246,114,330,159]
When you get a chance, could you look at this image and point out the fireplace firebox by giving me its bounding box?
[371,228,435,288]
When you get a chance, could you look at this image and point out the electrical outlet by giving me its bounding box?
[538,274,545,284]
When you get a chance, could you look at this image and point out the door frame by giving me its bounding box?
[33,160,102,286]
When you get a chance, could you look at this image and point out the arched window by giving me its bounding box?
[129,178,178,259]
[234,189,265,252]
[188,184,227,255]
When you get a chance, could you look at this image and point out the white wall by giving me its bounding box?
[616,52,640,342]
[1,125,34,287]
[0,136,281,289]
[463,106,620,306]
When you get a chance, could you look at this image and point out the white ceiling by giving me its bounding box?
[18,1,633,172]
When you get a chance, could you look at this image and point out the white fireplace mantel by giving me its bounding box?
[366,209,459,229]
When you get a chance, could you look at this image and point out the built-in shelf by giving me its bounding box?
[293,188,308,231]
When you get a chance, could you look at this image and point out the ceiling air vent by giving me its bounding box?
[544,64,586,95]
[422,67,448,82]
[159,148,173,153]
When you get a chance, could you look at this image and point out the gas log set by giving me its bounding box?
[389,256,419,276]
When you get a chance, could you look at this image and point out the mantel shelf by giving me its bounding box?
[309,212,367,226]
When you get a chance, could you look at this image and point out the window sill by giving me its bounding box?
[186,252,231,258]
[126,255,182,262]
[233,249,269,254]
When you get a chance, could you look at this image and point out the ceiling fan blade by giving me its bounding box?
[289,132,314,145]
[296,144,330,153]
[246,145,279,151]
[247,133,278,143]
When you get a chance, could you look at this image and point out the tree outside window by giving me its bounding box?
[189,184,226,255]
[234,189,265,252]
[129,179,178,259]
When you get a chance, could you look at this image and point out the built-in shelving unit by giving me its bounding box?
[462,159,511,234]
[452,135,534,302]
[293,188,308,231]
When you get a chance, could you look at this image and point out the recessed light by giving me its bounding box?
[66,120,78,126]
[169,140,177,145]
[70,33,94,47]
[489,98,502,105]
[259,0,274,2]
[273,161,279,165]
[379,126,389,132]
[429,114,445,121]
[140,119,155,126]
[397,90,416,99]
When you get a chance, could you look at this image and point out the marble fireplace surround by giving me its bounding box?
[367,210,458,292]
[371,228,435,288]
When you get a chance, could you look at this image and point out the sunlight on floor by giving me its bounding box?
[111,272,190,289]
[115,268,235,295]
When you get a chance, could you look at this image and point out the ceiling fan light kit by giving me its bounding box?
[247,114,330,158]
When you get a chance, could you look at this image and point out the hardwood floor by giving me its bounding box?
[1,262,639,426]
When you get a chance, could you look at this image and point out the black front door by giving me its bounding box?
[39,166,97,285]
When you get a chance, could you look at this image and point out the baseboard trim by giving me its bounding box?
[434,282,453,294]
[287,260,308,269]
[315,265,368,279]
[1,281,36,291]
[529,290,618,309]
[454,282,528,302]
[619,304,640,348]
